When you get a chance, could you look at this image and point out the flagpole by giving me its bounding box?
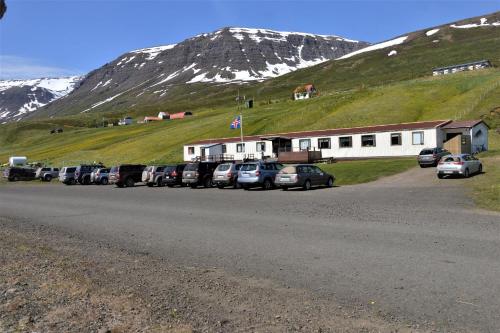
[240,114,244,156]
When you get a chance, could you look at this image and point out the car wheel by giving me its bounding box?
[147,182,154,187]
[326,177,334,187]
[157,178,164,187]
[167,184,174,188]
[101,178,108,185]
[217,184,225,189]
[281,186,288,191]
[464,168,470,178]
[45,175,52,182]
[190,184,197,189]
[243,185,250,190]
[70,178,76,185]
[262,179,272,190]
[125,177,135,187]
[116,183,124,188]
[478,164,483,174]
[13,175,19,182]
[437,174,444,179]
[83,176,91,185]
[419,164,425,168]
[303,180,311,191]
[204,177,213,188]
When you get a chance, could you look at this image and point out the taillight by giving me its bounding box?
[227,171,232,178]
[171,170,177,177]
[255,171,261,176]
[195,172,199,177]
[453,161,464,165]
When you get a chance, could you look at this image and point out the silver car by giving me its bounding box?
[213,163,242,189]
[90,167,110,185]
[142,165,166,187]
[237,161,284,190]
[35,167,59,182]
[58,166,77,185]
[437,154,482,178]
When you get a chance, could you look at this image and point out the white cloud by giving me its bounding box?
[0,55,82,80]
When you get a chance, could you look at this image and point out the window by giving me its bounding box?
[391,133,402,146]
[318,138,331,149]
[221,144,227,153]
[256,142,266,152]
[361,135,376,147]
[339,136,352,148]
[236,143,245,153]
[188,146,195,155]
[299,139,311,151]
[412,131,424,145]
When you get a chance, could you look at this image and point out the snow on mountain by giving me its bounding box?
[337,36,408,60]
[450,17,500,29]
[0,76,81,123]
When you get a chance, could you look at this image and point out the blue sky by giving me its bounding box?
[0,0,498,79]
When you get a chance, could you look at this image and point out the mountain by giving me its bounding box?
[30,27,368,119]
[0,77,81,123]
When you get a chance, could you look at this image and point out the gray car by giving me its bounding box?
[35,167,59,182]
[237,161,284,190]
[142,165,167,187]
[417,147,450,167]
[213,163,242,189]
[90,167,110,185]
[58,166,77,185]
[437,154,482,178]
[275,164,335,190]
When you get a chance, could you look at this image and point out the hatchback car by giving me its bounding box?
[275,164,335,190]
[162,164,186,187]
[3,167,36,182]
[58,166,77,185]
[417,147,450,167]
[237,161,283,190]
[213,163,242,189]
[182,162,220,188]
[109,164,146,187]
[437,154,482,178]
[35,167,59,182]
[142,165,167,187]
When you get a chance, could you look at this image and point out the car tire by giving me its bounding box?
[281,186,288,191]
[326,177,334,187]
[204,177,213,188]
[116,183,124,188]
[464,168,470,178]
[101,178,108,185]
[125,177,135,187]
[167,184,174,188]
[419,164,425,168]
[303,180,311,191]
[217,184,225,189]
[12,175,19,182]
[83,176,91,185]
[190,184,197,189]
[478,164,483,174]
[437,174,444,179]
[243,185,250,190]
[44,175,52,182]
[157,178,164,187]
[70,178,76,185]
[262,179,272,190]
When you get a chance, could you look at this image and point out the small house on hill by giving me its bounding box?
[118,117,133,126]
[432,60,491,76]
[169,111,193,119]
[293,84,317,100]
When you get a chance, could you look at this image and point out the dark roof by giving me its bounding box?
[188,120,451,145]
[433,60,491,71]
[441,120,488,129]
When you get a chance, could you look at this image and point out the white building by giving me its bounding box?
[432,60,491,76]
[183,120,488,162]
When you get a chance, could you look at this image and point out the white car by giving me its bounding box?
[437,154,482,179]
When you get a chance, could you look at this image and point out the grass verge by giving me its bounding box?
[470,156,500,212]
[317,158,416,186]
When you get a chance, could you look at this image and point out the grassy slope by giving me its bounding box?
[1,69,499,166]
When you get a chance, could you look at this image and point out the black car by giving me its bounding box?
[2,167,36,182]
[75,164,104,185]
[182,162,220,188]
[109,164,146,187]
[162,164,186,187]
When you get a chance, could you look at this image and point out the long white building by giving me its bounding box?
[184,120,488,162]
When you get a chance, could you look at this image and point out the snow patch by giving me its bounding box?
[450,17,500,29]
[131,44,176,60]
[426,28,439,36]
[337,36,408,60]
[387,50,397,57]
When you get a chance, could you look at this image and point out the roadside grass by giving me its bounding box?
[317,158,416,186]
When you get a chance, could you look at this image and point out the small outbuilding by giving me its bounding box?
[293,84,317,100]
[432,60,492,76]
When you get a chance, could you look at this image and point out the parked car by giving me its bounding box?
[35,167,59,182]
[142,165,167,187]
[437,154,482,178]
[75,164,104,185]
[237,161,284,190]
[2,167,36,182]
[275,164,335,190]
[109,164,146,187]
[213,162,242,189]
[417,147,450,167]
[162,164,186,187]
[90,167,110,185]
[182,162,220,188]
[59,166,77,185]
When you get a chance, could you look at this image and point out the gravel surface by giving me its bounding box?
[1,166,499,331]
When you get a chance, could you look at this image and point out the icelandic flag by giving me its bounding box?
[230,116,241,129]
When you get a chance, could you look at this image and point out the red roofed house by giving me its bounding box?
[183,120,488,162]
[293,84,317,100]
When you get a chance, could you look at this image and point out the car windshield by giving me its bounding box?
[184,163,198,171]
[420,149,434,155]
[165,166,176,172]
[216,164,231,171]
[240,164,257,171]
[443,156,461,163]
[67,167,76,172]
[280,166,296,174]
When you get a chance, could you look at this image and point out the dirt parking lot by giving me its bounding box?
[1,166,499,332]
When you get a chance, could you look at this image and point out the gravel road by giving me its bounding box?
[1,166,499,331]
